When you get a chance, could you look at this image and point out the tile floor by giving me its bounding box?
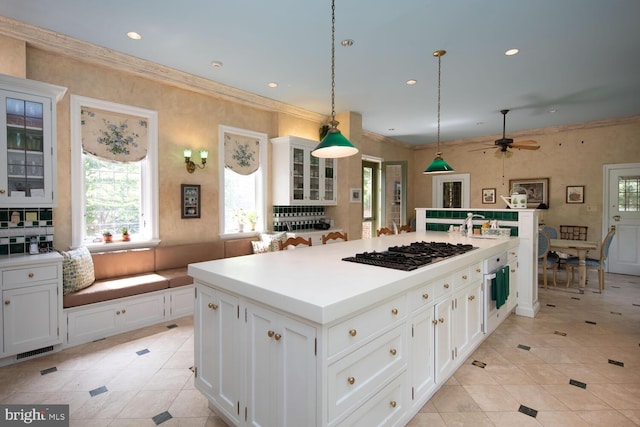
[0,271,639,426]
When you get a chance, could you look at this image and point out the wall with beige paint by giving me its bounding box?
[413,118,640,245]
[0,35,26,77]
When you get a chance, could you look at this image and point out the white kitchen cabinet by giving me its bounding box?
[271,135,337,206]
[246,301,317,427]
[409,301,436,408]
[66,291,165,345]
[0,74,66,207]
[0,253,62,358]
[433,296,454,383]
[194,285,241,425]
[507,249,519,312]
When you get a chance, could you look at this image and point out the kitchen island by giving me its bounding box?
[189,231,518,426]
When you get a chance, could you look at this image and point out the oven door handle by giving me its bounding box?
[485,272,497,280]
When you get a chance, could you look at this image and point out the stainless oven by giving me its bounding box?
[482,251,509,335]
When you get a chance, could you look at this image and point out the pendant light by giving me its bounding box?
[424,50,454,174]
[312,0,359,159]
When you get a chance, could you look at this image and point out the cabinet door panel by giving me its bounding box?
[66,303,119,345]
[467,281,484,346]
[434,298,454,383]
[120,294,165,332]
[410,307,436,404]
[3,283,58,354]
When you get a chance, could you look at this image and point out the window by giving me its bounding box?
[618,175,640,211]
[70,95,159,249]
[432,173,470,208]
[219,125,267,236]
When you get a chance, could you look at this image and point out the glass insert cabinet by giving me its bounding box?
[0,74,66,207]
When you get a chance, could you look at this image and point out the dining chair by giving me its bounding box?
[376,227,395,237]
[397,225,413,234]
[279,236,312,250]
[538,231,560,288]
[541,225,558,239]
[321,231,348,244]
[566,226,616,292]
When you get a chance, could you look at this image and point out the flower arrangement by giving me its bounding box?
[102,230,113,243]
[121,227,130,241]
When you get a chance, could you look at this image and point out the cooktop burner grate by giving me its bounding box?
[342,241,476,271]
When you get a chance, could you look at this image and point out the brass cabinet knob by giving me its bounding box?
[432,319,438,325]
[274,333,282,341]
[347,376,355,385]
[511,269,516,273]
[444,283,450,289]
[267,330,275,338]
[438,318,444,323]
[4,300,9,305]
[391,308,398,315]
[116,310,121,315]
[28,273,34,278]
[462,275,468,280]
[0,189,5,194]
[468,295,475,301]
[389,348,397,356]
[390,400,397,408]
[349,329,357,337]
[122,309,126,314]
[476,268,481,273]
[422,293,429,300]
[208,303,218,310]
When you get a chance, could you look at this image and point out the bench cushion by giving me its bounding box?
[155,242,224,271]
[156,267,193,288]
[63,273,168,308]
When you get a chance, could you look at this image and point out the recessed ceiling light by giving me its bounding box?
[267,82,278,88]
[126,32,142,40]
[341,39,354,47]
[211,60,223,68]
[505,48,519,56]
[388,128,395,131]
[406,79,417,85]
[549,108,558,113]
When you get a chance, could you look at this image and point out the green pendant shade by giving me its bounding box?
[424,152,454,174]
[312,127,358,158]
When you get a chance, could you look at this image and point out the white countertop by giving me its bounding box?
[189,231,518,325]
[0,251,62,269]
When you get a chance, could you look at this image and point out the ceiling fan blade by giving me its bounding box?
[514,140,538,145]
[511,144,540,150]
[494,148,514,158]
[469,145,495,152]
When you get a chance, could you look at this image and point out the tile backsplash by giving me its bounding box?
[272,205,326,232]
[0,208,54,255]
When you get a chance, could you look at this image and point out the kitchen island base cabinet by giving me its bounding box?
[194,283,317,427]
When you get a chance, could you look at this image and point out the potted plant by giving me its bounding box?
[233,208,247,232]
[247,211,258,231]
[102,230,113,243]
[121,227,130,241]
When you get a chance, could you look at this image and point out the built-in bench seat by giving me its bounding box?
[62,238,257,346]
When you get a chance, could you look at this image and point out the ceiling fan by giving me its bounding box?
[493,109,539,155]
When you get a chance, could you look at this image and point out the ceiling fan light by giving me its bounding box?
[312,127,358,158]
[424,152,455,174]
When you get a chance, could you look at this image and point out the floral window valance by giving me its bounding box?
[81,107,148,162]
[224,131,260,175]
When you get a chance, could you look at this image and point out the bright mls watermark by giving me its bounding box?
[1,405,69,426]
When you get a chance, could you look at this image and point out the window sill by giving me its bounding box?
[220,231,260,240]
[80,239,161,253]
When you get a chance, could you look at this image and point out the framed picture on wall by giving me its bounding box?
[566,185,585,204]
[482,188,496,204]
[509,178,549,208]
[181,184,201,218]
[350,188,362,203]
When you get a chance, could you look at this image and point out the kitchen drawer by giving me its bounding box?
[335,373,405,427]
[409,281,435,312]
[328,295,405,358]
[433,276,453,300]
[452,262,482,289]
[328,325,406,422]
[2,264,59,289]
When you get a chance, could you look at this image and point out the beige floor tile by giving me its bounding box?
[105,367,159,391]
[438,411,495,426]
[587,383,640,410]
[502,384,570,410]
[203,415,232,427]
[163,350,195,369]
[168,389,213,418]
[517,363,570,385]
[619,409,640,424]
[463,384,521,412]
[453,364,498,386]
[405,412,446,426]
[576,409,638,426]
[143,368,193,391]
[541,384,611,411]
[117,389,180,419]
[69,419,111,427]
[72,390,139,419]
[429,385,482,412]
[104,419,157,427]
[483,411,543,426]
[483,364,536,385]
[536,410,591,426]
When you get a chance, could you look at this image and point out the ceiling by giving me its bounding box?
[2,0,640,146]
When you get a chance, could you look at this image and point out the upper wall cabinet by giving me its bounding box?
[0,74,67,207]
[271,135,337,206]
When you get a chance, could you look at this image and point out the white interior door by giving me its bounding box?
[605,163,640,275]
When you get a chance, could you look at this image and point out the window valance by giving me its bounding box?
[224,131,260,175]
[80,107,148,162]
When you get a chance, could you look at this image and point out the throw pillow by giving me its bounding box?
[251,240,269,254]
[60,246,95,295]
[260,232,287,252]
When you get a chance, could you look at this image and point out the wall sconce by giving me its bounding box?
[184,149,208,173]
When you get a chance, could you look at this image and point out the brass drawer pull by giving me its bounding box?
[443,283,450,289]
[349,329,357,337]
[267,330,275,338]
[432,320,438,325]
[391,308,398,315]
[390,400,397,408]
[122,309,126,314]
[476,268,481,273]
[422,293,429,300]
[274,333,282,341]
[28,273,34,278]
[468,295,475,301]
[4,300,10,305]
[389,348,397,356]
[462,275,468,280]
[438,317,444,323]
[116,310,121,315]
[208,303,218,310]
[511,269,516,273]
[347,376,355,385]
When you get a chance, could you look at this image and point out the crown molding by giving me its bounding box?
[0,16,327,124]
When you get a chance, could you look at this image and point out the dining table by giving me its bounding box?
[549,238,598,293]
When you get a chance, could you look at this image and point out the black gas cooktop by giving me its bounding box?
[342,241,476,271]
